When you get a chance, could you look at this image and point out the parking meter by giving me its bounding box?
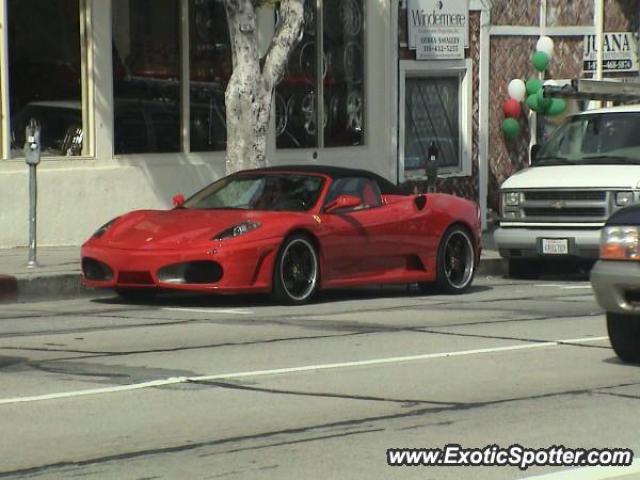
[24,118,41,268]
[426,141,438,193]
[24,118,41,165]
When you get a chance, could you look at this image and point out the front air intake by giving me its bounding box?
[82,257,114,281]
[158,261,223,284]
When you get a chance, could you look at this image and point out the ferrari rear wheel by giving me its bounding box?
[435,225,476,294]
[272,234,319,305]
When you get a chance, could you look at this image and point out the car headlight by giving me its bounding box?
[600,226,640,260]
[615,191,634,207]
[213,221,261,241]
[93,218,119,238]
[503,192,523,207]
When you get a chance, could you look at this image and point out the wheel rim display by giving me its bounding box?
[280,238,318,301]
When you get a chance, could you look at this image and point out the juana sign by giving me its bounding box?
[407,0,469,60]
[583,32,639,73]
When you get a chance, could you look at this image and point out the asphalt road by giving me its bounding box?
[1,275,640,480]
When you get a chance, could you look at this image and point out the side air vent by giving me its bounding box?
[415,195,427,210]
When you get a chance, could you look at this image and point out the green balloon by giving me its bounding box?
[502,118,520,139]
[546,98,567,116]
[526,77,543,95]
[532,51,550,72]
[536,88,552,113]
[526,93,540,112]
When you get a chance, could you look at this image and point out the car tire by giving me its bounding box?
[432,225,476,294]
[272,234,319,305]
[607,312,640,364]
[115,288,157,301]
[508,259,541,279]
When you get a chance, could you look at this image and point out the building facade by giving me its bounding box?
[0,0,636,247]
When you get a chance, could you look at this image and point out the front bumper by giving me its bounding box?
[590,260,640,315]
[81,238,280,294]
[494,227,601,259]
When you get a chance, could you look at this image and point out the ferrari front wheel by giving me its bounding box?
[272,235,319,305]
[435,225,476,294]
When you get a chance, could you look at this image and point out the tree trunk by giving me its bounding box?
[224,0,304,174]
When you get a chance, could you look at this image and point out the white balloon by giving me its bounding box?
[508,79,526,102]
[536,36,554,57]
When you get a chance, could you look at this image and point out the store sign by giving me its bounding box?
[407,0,469,60]
[583,32,639,73]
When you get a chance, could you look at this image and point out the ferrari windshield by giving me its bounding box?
[536,112,640,166]
[183,173,325,211]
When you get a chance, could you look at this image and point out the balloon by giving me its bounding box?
[526,93,540,112]
[503,98,522,118]
[526,77,543,95]
[532,51,550,72]
[502,118,520,139]
[546,98,567,116]
[507,79,527,102]
[536,88,552,113]
[536,36,554,57]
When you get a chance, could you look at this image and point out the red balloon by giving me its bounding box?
[503,98,522,118]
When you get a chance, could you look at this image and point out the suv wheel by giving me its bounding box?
[607,312,640,364]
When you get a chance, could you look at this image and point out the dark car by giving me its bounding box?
[590,204,640,363]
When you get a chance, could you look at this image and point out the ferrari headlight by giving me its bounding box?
[503,191,523,207]
[600,226,640,260]
[213,221,261,241]
[93,218,119,239]
[615,191,634,207]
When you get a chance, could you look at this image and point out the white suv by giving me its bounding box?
[494,104,640,277]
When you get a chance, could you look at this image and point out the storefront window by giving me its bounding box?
[276,0,365,149]
[275,0,319,149]
[400,59,471,180]
[323,0,364,147]
[189,0,232,152]
[8,0,84,158]
[112,0,181,154]
[404,76,460,174]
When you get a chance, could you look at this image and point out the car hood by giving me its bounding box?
[502,165,640,190]
[98,209,300,249]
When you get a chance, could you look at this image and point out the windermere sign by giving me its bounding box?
[408,0,469,60]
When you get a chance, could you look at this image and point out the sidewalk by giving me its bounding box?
[0,234,504,303]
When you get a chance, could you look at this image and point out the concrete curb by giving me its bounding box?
[0,257,507,304]
[0,274,94,304]
[0,275,18,302]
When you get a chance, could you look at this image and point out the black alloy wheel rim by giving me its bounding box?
[443,231,474,289]
[280,238,318,301]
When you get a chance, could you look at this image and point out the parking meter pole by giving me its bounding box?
[24,118,41,269]
[27,164,38,268]
[426,142,439,194]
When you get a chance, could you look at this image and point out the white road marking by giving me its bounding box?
[162,307,254,315]
[534,284,592,290]
[524,459,640,479]
[0,336,608,406]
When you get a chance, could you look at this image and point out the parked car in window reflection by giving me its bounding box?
[11,100,83,157]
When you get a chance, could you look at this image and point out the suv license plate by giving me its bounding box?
[542,238,569,255]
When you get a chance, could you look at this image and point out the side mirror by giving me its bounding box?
[530,144,541,164]
[172,193,185,208]
[325,194,361,213]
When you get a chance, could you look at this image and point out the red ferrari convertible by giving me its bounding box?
[81,166,481,304]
